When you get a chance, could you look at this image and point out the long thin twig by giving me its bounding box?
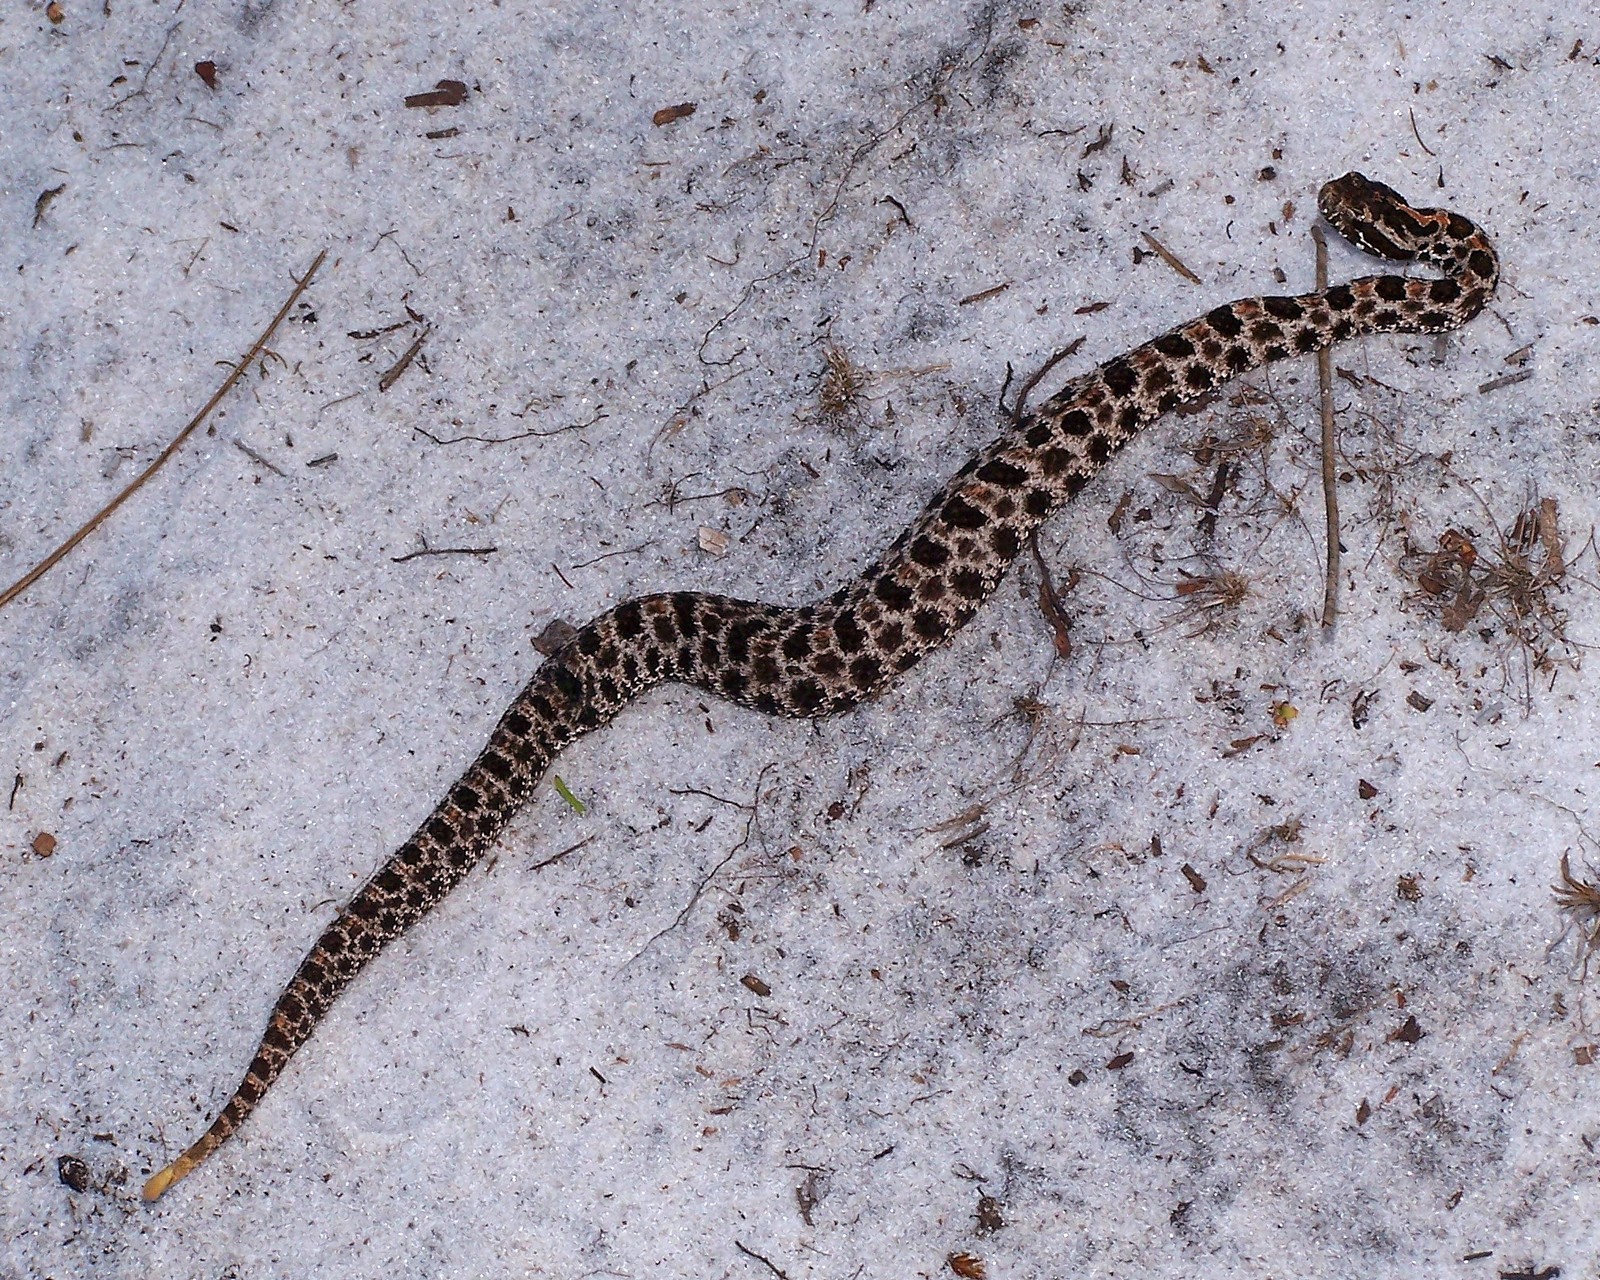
[733,1241,791,1279]
[1141,230,1202,284]
[1311,224,1340,633]
[0,248,328,613]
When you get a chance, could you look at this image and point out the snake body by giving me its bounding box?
[143,174,1499,1199]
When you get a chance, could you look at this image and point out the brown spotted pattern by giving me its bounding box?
[143,173,1498,1200]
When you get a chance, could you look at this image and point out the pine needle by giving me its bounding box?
[0,248,329,613]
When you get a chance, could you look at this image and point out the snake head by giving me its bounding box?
[1318,172,1420,262]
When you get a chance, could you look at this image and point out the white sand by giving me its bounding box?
[3,2,1598,1276]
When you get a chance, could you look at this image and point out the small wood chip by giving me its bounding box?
[958,281,1010,306]
[652,101,697,126]
[1180,863,1207,893]
[1406,691,1434,712]
[377,327,429,392]
[697,527,731,556]
[1477,368,1533,394]
[740,973,772,997]
[31,831,57,858]
[404,79,469,109]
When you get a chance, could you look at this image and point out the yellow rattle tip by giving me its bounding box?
[142,1152,197,1202]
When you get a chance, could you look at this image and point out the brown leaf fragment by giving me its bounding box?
[1396,874,1423,902]
[194,60,218,89]
[740,973,772,998]
[1406,691,1434,712]
[1388,1015,1424,1045]
[31,831,57,858]
[948,1253,987,1279]
[698,526,731,556]
[1355,1097,1371,1125]
[1440,581,1485,632]
[1417,564,1450,596]
[1535,496,1565,580]
[1358,779,1378,800]
[1180,863,1207,893]
[652,101,697,126]
[1150,472,1204,502]
[1106,1051,1134,1070]
[405,79,469,109]
[1576,1044,1597,1067]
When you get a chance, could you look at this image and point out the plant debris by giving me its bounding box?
[652,101,697,126]
[1553,851,1600,977]
[404,79,468,109]
[818,345,870,426]
[1402,496,1578,694]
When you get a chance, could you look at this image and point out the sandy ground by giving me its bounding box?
[4,2,1600,1277]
